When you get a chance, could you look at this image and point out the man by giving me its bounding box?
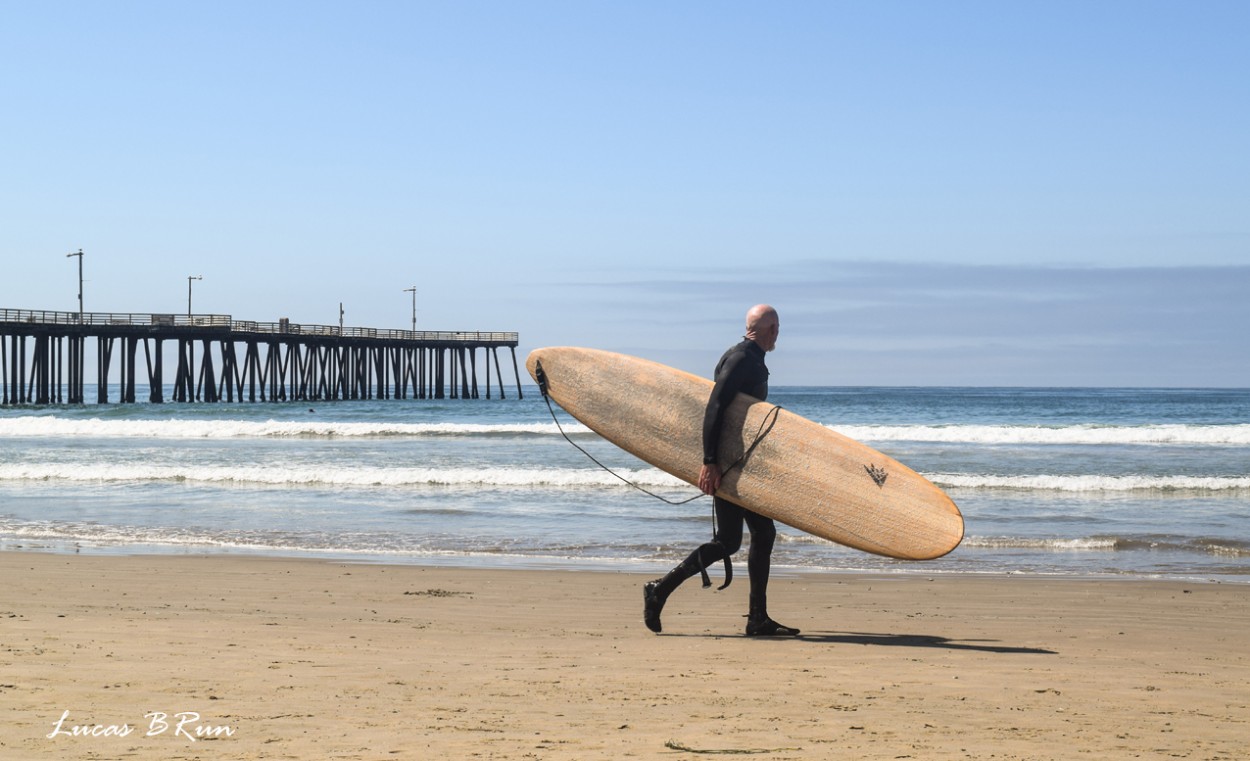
[643,304,799,636]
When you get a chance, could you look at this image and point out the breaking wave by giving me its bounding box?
[833,423,1250,446]
[2,416,1248,446]
[0,416,584,439]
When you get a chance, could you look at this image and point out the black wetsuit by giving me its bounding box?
[703,339,769,464]
[688,339,777,607]
[645,335,795,634]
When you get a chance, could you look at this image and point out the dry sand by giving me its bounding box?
[1,552,1247,760]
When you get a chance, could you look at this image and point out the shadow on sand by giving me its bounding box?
[668,630,1057,655]
[795,631,1057,654]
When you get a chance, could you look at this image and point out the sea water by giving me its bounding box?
[1,386,1247,582]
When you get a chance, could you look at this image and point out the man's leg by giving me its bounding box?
[742,509,799,636]
[643,499,744,633]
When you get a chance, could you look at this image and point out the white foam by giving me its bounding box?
[961,536,1119,551]
[3,416,1248,446]
[2,458,1245,493]
[932,473,1250,492]
[0,416,586,439]
[833,423,1250,446]
[0,462,688,489]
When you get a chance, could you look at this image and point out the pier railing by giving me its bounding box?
[0,308,517,345]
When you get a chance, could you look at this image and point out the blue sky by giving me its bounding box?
[3,1,1247,386]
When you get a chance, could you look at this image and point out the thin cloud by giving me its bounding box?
[535,261,1249,386]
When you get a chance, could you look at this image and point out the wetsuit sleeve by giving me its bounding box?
[702,351,751,465]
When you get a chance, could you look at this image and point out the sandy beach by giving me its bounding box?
[1,553,1247,760]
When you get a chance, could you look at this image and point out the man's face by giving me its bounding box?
[755,314,780,352]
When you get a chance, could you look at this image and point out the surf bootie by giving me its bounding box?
[745,616,800,637]
[643,580,666,633]
[643,555,708,633]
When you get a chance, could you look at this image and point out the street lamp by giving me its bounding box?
[66,249,84,321]
[403,286,417,333]
[187,275,202,317]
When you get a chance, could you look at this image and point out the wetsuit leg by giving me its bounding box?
[741,508,776,611]
[658,498,743,592]
[643,499,745,633]
[711,497,745,555]
[741,508,799,636]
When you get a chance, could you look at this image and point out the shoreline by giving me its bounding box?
[4,543,1249,586]
[2,551,1248,759]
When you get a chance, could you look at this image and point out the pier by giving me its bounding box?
[1,308,523,405]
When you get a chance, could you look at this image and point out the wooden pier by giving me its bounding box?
[1,308,523,405]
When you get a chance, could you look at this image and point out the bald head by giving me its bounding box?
[744,304,779,352]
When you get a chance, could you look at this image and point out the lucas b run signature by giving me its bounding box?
[47,710,235,742]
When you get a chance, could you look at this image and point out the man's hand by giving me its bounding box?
[698,463,722,496]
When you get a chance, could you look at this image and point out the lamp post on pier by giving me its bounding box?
[187,275,203,317]
[403,286,417,333]
[66,249,84,321]
[185,275,204,401]
[64,248,85,402]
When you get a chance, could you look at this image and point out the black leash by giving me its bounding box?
[536,362,704,505]
[535,360,782,590]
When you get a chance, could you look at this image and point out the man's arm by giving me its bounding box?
[701,349,751,485]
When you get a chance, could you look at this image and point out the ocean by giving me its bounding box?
[1,385,1247,582]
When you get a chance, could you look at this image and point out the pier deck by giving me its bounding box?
[1,308,522,405]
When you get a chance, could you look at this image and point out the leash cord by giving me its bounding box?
[536,361,781,507]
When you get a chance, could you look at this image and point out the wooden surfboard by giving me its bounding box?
[527,347,963,560]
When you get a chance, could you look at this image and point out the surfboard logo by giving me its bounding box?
[865,464,889,488]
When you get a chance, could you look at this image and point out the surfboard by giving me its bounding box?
[527,347,963,560]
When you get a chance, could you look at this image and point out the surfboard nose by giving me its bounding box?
[526,347,560,382]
